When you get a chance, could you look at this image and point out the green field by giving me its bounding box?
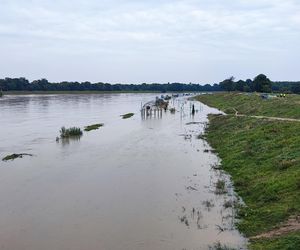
[197,92,300,119]
[196,93,300,250]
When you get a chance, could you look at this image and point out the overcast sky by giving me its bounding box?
[0,0,299,84]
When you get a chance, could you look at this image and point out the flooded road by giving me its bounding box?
[0,94,247,250]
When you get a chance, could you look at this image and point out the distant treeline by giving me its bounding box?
[219,74,300,94]
[1,74,300,93]
[0,78,220,92]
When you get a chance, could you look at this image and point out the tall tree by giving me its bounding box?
[220,76,235,92]
[253,74,272,93]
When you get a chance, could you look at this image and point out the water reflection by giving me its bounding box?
[57,135,83,146]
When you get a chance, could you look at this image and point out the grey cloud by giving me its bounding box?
[0,0,299,83]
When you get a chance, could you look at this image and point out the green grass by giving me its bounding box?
[60,126,83,138]
[250,232,300,250]
[196,93,300,249]
[196,92,300,119]
[84,123,104,132]
[121,113,134,119]
[205,115,300,238]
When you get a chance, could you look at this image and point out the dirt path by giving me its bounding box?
[251,216,300,240]
[231,108,300,122]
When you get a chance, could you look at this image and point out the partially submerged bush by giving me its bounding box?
[169,108,176,114]
[60,126,83,138]
[84,123,104,132]
[121,113,134,119]
[2,153,33,162]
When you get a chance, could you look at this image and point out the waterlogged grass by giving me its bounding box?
[60,126,83,138]
[2,153,33,161]
[121,113,134,119]
[204,114,300,246]
[208,242,237,250]
[84,123,104,132]
[215,179,227,195]
[196,92,300,119]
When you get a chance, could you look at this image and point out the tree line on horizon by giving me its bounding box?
[1,74,300,94]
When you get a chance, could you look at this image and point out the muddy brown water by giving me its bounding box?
[0,94,247,250]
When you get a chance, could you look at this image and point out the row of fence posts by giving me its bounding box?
[141,99,203,119]
[141,104,163,119]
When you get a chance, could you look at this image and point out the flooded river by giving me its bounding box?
[0,94,247,250]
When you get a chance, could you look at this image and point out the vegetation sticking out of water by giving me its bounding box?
[121,113,134,119]
[60,126,83,138]
[2,153,33,161]
[202,200,215,211]
[84,123,104,132]
[169,108,176,114]
[197,134,205,140]
[215,179,227,195]
[208,242,237,250]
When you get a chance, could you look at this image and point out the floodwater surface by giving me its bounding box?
[0,94,247,250]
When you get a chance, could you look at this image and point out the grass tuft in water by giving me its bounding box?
[208,242,237,250]
[169,108,176,114]
[215,179,227,195]
[2,153,33,161]
[197,134,205,140]
[121,113,134,119]
[84,123,104,132]
[60,126,83,138]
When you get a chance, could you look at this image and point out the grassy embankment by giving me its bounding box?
[198,92,300,119]
[196,93,300,250]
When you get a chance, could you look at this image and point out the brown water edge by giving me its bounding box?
[0,94,247,250]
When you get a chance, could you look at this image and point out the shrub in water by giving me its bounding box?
[60,126,83,138]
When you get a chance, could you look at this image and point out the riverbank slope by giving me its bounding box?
[196,93,300,250]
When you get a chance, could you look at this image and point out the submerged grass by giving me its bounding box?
[198,93,300,249]
[215,179,227,195]
[60,126,83,138]
[121,113,134,119]
[170,108,176,114]
[84,123,104,132]
[2,153,33,161]
[208,242,237,250]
